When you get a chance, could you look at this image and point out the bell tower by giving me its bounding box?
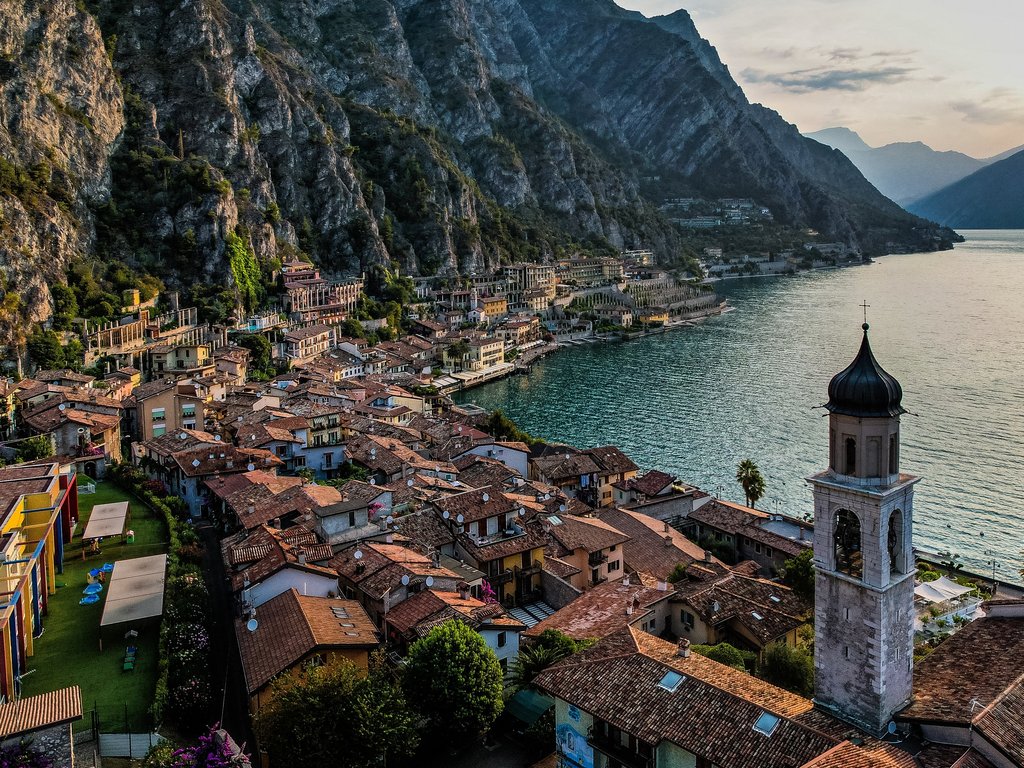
[808,323,918,736]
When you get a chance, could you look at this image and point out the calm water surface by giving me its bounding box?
[457,231,1024,581]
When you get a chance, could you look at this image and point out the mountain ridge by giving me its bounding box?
[0,0,957,352]
[907,149,1024,229]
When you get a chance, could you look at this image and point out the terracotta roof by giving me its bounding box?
[385,589,519,639]
[523,578,673,641]
[676,574,810,645]
[453,456,520,489]
[584,445,639,476]
[544,556,582,580]
[799,742,915,768]
[531,451,601,482]
[900,616,1024,726]
[332,542,460,600]
[390,510,456,552]
[222,524,337,591]
[432,486,520,525]
[0,686,82,738]
[689,499,809,558]
[172,445,282,478]
[628,470,677,497]
[543,514,629,555]
[236,589,378,694]
[596,507,724,581]
[534,627,840,768]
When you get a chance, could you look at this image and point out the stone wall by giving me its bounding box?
[541,569,582,610]
[1,724,74,767]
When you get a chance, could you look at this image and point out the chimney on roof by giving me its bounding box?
[663,535,672,548]
[623,574,630,587]
[663,521,670,533]
[657,580,668,592]
[298,551,306,565]
[459,583,469,600]
[704,550,713,563]
[625,602,633,616]
[678,638,691,658]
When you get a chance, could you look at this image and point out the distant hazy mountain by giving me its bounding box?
[804,128,987,205]
[907,150,1024,229]
[983,144,1024,164]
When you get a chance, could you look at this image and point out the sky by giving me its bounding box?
[615,0,1023,158]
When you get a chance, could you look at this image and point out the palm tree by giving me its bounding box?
[736,459,766,508]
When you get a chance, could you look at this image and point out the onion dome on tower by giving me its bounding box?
[825,323,905,418]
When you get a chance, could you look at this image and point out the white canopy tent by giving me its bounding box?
[82,501,130,541]
[914,576,973,604]
[100,554,167,632]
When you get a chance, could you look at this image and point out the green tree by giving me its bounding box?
[756,642,814,696]
[50,283,79,330]
[254,656,418,768]
[403,620,504,743]
[691,642,754,671]
[15,435,54,462]
[510,629,593,692]
[667,563,689,583]
[26,329,66,370]
[780,548,815,601]
[735,459,766,508]
[234,333,273,377]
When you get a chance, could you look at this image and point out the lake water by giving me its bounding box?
[456,231,1024,582]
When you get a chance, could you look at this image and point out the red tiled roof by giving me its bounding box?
[235,589,378,694]
[0,686,82,738]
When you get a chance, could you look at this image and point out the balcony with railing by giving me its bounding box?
[588,551,609,567]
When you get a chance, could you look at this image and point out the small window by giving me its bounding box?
[497,631,507,648]
[658,670,685,692]
[608,560,620,572]
[766,547,773,559]
[753,711,780,736]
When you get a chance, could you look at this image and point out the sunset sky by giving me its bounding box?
[617,0,1023,158]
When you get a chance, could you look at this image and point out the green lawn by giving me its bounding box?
[22,480,168,732]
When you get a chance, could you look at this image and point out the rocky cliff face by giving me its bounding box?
[0,0,955,343]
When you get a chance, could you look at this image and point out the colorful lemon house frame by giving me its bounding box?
[0,462,77,701]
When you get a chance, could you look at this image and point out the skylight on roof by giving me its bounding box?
[753,711,781,736]
[548,516,563,525]
[751,611,764,621]
[769,595,781,603]
[657,670,685,692]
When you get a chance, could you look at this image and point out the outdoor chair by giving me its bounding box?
[122,658,135,672]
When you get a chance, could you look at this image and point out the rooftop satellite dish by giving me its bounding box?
[887,721,897,735]
[543,493,550,501]
[370,478,376,485]
[354,550,363,560]
[192,459,201,467]
[247,463,256,472]
[246,618,258,633]
[559,503,567,513]
[442,510,450,520]
[482,492,490,502]
[215,434,222,441]
[58,403,66,411]
[179,432,187,440]
[456,513,465,524]
[518,508,526,517]
[401,574,410,586]
[425,576,434,587]
[407,478,414,487]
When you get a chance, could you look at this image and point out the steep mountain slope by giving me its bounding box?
[0,0,956,352]
[805,128,986,205]
[907,150,1024,229]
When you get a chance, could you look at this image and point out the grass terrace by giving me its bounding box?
[22,480,167,732]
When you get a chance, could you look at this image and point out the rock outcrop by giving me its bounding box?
[0,0,957,345]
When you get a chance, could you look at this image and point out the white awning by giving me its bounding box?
[914,575,973,604]
[100,554,167,627]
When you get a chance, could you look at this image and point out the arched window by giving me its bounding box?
[845,438,857,475]
[889,435,898,475]
[888,509,904,575]
[834,509,862,578]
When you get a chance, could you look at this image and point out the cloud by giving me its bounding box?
[951,88,1024,125]
[741,64,917,92]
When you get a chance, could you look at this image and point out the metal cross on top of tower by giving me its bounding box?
[860,300,870,325]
